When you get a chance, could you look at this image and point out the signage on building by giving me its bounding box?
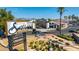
[7,21,33,35]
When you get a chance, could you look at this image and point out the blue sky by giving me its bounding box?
[1,7,79,19]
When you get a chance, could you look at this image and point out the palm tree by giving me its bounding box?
[0,8,14,33]
[75,16,79,22]
[68,15,71,20]
[72,14,75,21]
[48,18,52,22]
[64,16,67,20]
[67,15,72,24]
[58,7,65,35]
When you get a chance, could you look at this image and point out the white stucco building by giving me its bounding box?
[7,20,68,35]
[47,20,68,29]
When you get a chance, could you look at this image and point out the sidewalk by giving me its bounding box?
[0,38,25,51]
[0,38,9,51]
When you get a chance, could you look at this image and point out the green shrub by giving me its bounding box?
[29,40,49,51]
[65,42,70,46]
[58,34,74,41]
[0,24,4,30]
[19,49,24,51]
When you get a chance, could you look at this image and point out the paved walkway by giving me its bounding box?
[0,39,9,51]
[0,38,24,51]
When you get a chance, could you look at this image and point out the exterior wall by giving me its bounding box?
[31,20,68,30]
[33,23,36,29]
[27,22,33,27]
[49,23,57,28]
[61,23,68,29]
[46,23,49,29]
[47,22,68,30]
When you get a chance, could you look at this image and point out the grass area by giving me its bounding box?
[58,34,74,41]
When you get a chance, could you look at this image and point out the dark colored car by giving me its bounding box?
[69,29,76,33]
[32,29,36,34]
[0,29,6,38]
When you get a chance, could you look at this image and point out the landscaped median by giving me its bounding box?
[57,34,74,41]
[28,39,66,51]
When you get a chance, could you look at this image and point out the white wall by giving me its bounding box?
[33,23,36,29]
[46,23,49,29]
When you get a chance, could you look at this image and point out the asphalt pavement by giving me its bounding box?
[48,26,79,35]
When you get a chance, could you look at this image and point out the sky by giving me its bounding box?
[1,7,79,19]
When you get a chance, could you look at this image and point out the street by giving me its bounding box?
[48,25,79,35]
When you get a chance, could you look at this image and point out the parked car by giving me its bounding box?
[0,29,6,38]
[68,29,76,33]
